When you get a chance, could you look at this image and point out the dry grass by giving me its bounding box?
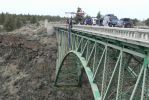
[2,64,28,96]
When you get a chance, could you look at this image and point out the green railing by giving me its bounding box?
[54,26,149,100]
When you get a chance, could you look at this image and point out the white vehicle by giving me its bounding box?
[92,17,97,25]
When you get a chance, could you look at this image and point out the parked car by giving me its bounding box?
[116,18,133,28]
[97,17,104,26]
[102,14,118,27]
[84,18,93,25]
[92,17,97,25]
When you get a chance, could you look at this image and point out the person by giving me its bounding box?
[68,17,72,48]
[66,18,69,24]
[103,16,110,26]
[69,17,73,28]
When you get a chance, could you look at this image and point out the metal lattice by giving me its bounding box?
[54,26,149,100]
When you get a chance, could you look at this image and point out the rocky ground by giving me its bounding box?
[0,24,93,100]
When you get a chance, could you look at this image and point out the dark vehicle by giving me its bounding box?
[108,15,119,27]
[84,18,93,25]
[97,17,104,26]
[102,14,118,27]
[116,18,133,28]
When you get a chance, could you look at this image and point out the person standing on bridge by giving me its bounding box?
[67,17,73,48]
[69,17,73,28]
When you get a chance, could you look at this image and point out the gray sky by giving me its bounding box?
[0,0,149,20]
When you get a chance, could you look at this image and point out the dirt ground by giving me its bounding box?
[0,24,93,100]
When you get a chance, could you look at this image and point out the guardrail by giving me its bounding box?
[54,24,149,47]
[134,26,149,29]
[73,25,149,42]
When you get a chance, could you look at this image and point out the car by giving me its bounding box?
[84,18,93,25]
[97,17,104,26]
[102,14,118,27]
[92,17,97,25]
[116,18,133,28]
[108,15,119,27]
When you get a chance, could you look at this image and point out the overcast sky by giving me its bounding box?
[0,0,149,20]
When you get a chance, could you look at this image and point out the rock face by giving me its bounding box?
[0,24,93,100]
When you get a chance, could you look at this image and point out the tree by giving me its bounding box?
[16,17,23,28]
[30,16,38,24]
[145,18,149,26]
[0,12,65,31]
[75,7,85,24]
[4,15,16,31]
[132,18,139,26]
[0,12,5,25]
[85,15,91,19]
[97,11,101,19]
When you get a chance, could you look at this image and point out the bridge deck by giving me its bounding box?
[73,27,149,48]
[56,25,149,47]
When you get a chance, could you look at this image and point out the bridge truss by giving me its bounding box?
[54,26,149,100]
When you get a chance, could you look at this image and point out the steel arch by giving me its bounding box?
[55,51,101,100]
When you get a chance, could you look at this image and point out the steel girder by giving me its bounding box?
[54,27,149,100]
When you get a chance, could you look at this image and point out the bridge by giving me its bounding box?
[54,25,149,100]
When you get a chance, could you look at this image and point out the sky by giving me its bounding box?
[0,0,149,20]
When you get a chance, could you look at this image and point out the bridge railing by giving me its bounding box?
[73,25,149,42]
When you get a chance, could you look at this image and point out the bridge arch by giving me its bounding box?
[55,51,101,100]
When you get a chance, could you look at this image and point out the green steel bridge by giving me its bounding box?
[54,25,149,100]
